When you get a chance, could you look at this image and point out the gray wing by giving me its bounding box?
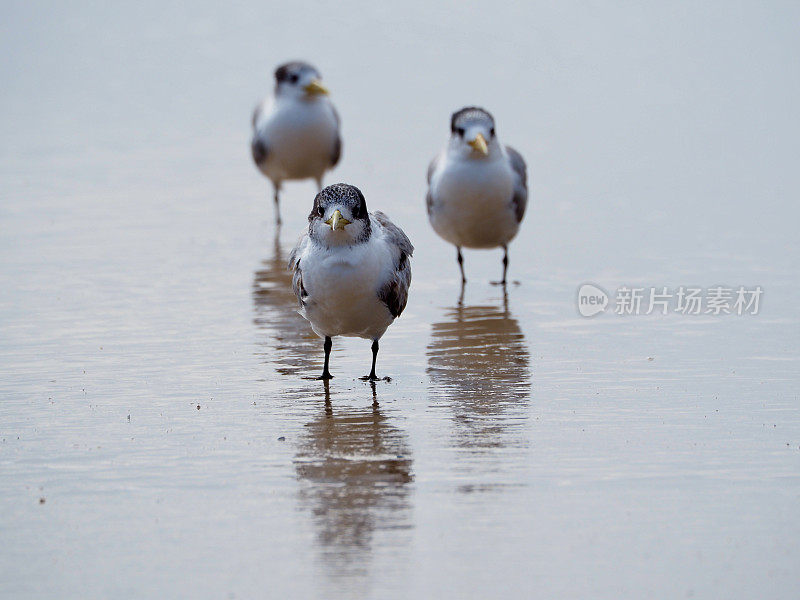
[288,236,309,307]
[329,105,342,168]
[425,153,441,216]
[251,101,263,130]
[426,153,441,184]
[330,133,342,168]
[251,101,269,165]
[373,211,414,318]
[505,145,528,223]
[251,134,268,166]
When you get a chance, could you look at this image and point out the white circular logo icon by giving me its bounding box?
[577,283,609,317]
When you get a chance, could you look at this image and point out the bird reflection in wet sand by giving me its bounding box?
[427,291,531,453]
[252,230,321,377]
[295,381,413,583]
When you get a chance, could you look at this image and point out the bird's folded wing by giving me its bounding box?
[287,234,307,271]
[288,235,310,306]
[426,152,442,184]
[330,133,342,168]
[373,211,414,259]
[425,153,443,216]
[505,145,528,223]
[252,102,263,130]
[329,105,342,168]
[373,212,413,318]
[251,136,268,165]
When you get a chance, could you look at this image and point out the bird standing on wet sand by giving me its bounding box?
[426,106,528,285]
[251,61,342,225]
[289,183,413,381]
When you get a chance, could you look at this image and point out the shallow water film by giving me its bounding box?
[2,2,799,599]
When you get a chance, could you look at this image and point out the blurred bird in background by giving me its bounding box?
[251,61,342,225]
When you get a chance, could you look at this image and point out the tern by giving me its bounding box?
[251,61,342,224]
[289,183,413,380]
[426,106,528,285]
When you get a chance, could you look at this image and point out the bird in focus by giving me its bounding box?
[251,61,342,225]
[289,183,413,381]
[426,106,528,286]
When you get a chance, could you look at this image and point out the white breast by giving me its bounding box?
[298,235,396,340]
[429,154,519,249]
[254,97,338,183]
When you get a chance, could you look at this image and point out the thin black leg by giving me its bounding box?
[501,245,508,285]
[369,340,378,379]
[456,246,466,283]
[491,245,509,286]
[273,184,282,226]
[317,336,333,380]
[360,340,379,381]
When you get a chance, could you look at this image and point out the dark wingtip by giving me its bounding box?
[251,138,267,164]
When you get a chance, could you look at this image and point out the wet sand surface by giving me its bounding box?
[1,2,799,598]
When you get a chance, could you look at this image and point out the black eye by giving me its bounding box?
[289,74,299,84]
[316,205,325,216]
[456,127,465,137]
[490,128,495,137]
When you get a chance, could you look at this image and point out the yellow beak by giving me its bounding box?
[304,79,329,96]
[468,133,489,156]
[325,209,350,230]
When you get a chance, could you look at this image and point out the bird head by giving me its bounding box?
[448,106,499,159]
[274,61,330,100]
[308,183,371,246]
